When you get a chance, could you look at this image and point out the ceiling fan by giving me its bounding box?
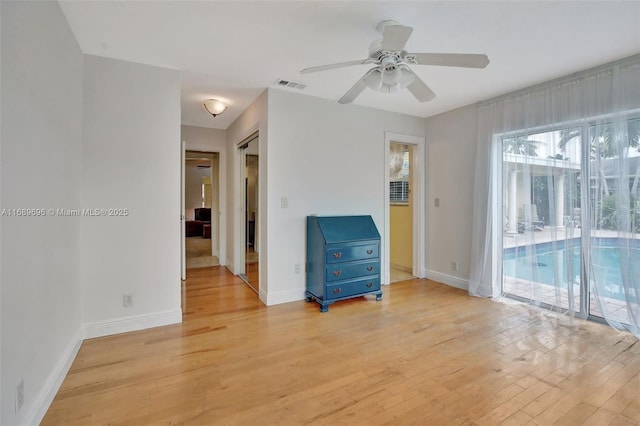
[300,20,489,104]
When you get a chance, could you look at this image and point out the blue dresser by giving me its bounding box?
[306,215,382,312]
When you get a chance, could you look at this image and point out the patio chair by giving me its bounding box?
[571,207,581,228]
[519,204,544,231]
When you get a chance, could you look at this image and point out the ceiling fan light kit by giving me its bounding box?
[300,20,489,104]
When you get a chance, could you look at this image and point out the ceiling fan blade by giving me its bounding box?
[408,53,489,68]
[338,68,377,104]
[300,59,370,74]
[381,25,413,51]
[403,69,436,102]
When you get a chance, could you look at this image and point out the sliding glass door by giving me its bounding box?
[588,117,640,325]
[501,127,583,313]
[501,116,640,324]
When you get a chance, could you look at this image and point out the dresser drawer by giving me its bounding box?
[325,244,379,264]
[325,277,380,300]
[325,260,379,282]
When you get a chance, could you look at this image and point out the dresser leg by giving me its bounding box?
[320,304,329,313]
[376,293,382,301]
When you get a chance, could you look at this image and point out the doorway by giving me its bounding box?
[238,136,259,293]
[184,151,220,270]
[389,143,415,282]
[384,132,426,284]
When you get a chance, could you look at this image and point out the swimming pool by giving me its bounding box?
[503,238,640,301]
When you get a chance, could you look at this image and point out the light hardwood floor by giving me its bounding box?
[43,267,640,425]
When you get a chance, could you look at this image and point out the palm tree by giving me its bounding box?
[557,118,640,230]
[558,120,640,158]
[629,119,640,196]
[557,128,581,154]
[558,119,640,158]
[503,136,542,156]
[629,118,640,147]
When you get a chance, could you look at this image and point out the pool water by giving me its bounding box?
[503,238,640,301]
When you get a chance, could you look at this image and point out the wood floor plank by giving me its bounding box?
[499,409,534,425]
[581,407,619,426]
[554,402,599,425]
[42,267,640,425]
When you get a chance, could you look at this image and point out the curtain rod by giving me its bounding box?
[478,53,640,106]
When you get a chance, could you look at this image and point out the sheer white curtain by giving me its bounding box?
[469,55,640,336]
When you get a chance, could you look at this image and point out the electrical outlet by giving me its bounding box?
[451,261,458,272]
[16,380,24,413]
[294,263,301,274]
[435,198,440,207]
[123,293,134,307]
[281,197,288,208]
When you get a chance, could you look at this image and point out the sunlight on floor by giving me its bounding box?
[186,237,219,268]
[390,267,414,283]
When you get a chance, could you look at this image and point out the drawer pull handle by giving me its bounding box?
[366,266,374,272]
[333,252,342,259]
[366,282,373,288]
[333,270,342,277]
[333,288,341,294]
[367,249,373,255]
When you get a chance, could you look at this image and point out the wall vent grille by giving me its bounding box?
[275,79,307,90]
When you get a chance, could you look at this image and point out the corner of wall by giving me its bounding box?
[425,270,469,291]
[82,309,182,340]
[265,288,306,306]
[27,328,83,426]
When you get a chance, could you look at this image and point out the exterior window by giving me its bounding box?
[390,181,409,204]
[390,145,410,204]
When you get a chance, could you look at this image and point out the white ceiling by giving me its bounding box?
[59,1,640,130]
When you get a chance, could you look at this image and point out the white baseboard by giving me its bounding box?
[28,328,83,426]
[425,269,469,291]
[83,309,182,339]
[265,288,306,306]
[390,263,412,273]
[259,287,268,305]
[225,259,234,274]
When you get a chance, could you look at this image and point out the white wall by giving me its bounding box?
[184,162,210,211]
[81,55,182,337]
[424,104,478,290]
[1,2,84,424]
[181,125,225,152]
[266,89,426,304]
[225,90,268,290]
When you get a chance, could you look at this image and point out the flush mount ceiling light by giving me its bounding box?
[203,99,227,117]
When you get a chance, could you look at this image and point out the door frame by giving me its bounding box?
[182,148,226,270]
[233,130,259,278]
[236,145,247,277]
[181,140,186,281]
[384,132,427,284]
